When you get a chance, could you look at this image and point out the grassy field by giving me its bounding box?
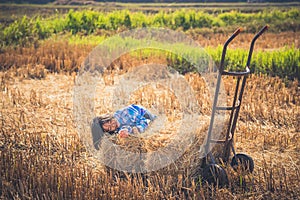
[1,2,300,24]
[0,2,299,200]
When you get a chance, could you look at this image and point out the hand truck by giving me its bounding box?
[201,25,269,186]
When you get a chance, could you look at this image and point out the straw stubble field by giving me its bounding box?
[0,33,299,199]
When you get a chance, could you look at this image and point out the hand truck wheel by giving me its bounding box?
[202,164,229,187]
[230,153,254,174]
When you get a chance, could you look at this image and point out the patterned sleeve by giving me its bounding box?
[131,104,151,133]
[135,116,149,133]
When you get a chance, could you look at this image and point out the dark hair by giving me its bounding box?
[98,114,113,125]
[97,114,117,135]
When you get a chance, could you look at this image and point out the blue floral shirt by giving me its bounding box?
[113,104,156,134]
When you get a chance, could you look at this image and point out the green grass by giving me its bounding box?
[53,33,106,45]
[0,4,299,80]
[1,7,299,48]
[1,2,299,23]
[53,33,300,80]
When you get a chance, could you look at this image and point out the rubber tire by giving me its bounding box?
[231,153,254,173]
[202,164,229,187]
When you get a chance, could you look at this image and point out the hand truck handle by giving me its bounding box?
[256,25,269,38]
[229,28,242,43]
[220,27,242,72]
[246,25,269,68]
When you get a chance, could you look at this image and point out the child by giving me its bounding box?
[91,104,156,149]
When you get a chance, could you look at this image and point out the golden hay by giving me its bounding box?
[0,63,299,199]
[93,69,232,180]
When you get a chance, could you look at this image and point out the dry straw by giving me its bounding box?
[0,41,299,199]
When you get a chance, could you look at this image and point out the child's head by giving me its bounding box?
[98,114,119,134]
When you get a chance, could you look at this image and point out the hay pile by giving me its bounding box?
[91,70,230,180]
[96,114,230,184]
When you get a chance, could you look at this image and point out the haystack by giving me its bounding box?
[91,66,229,181]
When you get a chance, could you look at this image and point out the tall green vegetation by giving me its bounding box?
[1,8,299,47]
[0,8,299,80]
[126,45,300,81]
[206,46,300,81]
